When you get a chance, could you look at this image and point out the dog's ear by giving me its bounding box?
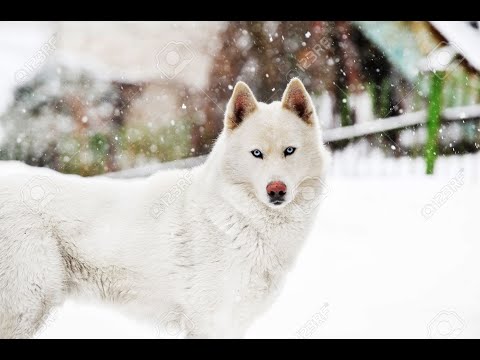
[281,78,315,125]
[225,81,258,130]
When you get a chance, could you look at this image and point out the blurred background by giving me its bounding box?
[2,21,479,338]
[1,21,479,177]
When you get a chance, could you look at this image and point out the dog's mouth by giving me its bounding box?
[265,197,290,209]
[251,188,290,209]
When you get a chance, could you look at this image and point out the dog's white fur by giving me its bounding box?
[0,78,328,338]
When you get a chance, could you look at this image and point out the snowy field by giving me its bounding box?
[34,156,479,339]
[1,21,478,339]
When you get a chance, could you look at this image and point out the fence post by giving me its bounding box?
[425,72,444,175]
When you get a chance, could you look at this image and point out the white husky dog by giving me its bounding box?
[0,78,328,338]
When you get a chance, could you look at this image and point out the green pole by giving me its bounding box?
[425,72,444,175]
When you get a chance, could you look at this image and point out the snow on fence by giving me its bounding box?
[108,104,480,181]
[323,104,480,143]
[108,144,479,182]
[323,104,479,180]
[328,141,480,181]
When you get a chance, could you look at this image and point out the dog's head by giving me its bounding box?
[220,78,328,211]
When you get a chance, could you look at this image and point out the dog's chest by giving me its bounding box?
[186,204,307,332]
[217,221,295,326]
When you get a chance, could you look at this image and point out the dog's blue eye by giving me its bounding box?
[284,147,296,157]
[251,149,263,159]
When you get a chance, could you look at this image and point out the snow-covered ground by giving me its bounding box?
[250,175,479,339]
[329,141,480,180]
[1,21,478,339]
[36,166,479,339]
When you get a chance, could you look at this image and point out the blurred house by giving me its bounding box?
[355,21,480,90]
[59,22,226,125]
[355,21,480,154]
[0,22,226,174]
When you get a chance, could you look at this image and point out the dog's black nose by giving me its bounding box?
[266,181,287,205]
